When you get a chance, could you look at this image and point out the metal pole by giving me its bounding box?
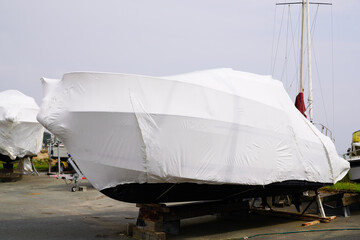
[57,141,61,176]
[48,139,52,174]
[306,0,314,122]
[316,192,326,218]
[300,0,306,93]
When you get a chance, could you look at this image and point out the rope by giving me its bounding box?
[309,4,334,130]
[280,5,291,84]
[271,5,286,75]
[153,183,177,202]
[288,5,301,90]
[275,4,302,94]
[309,4,331,127]
[270,4,278,75]
[312,46,329,128]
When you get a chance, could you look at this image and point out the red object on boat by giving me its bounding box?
[295,92,307,118]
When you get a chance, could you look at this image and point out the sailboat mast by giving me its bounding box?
[300,0,305,94]
[276,1,332,122]
[306,0,314,122]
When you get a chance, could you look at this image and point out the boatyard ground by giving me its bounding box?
[1,175,360,240]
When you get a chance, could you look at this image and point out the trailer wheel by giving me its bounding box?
[71,186,77,192]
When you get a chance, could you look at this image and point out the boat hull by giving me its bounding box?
[348,158,360,182]
[101,181,327,203]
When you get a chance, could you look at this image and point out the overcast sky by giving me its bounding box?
[0,0,359,154]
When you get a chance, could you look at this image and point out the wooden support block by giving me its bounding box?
[302,220,320,227]
[136,203,169,213]
[320,192,344,203]
[135,200,250,236]
[251,208,336,223]
[342,193,360,207]
[132,226,166,240]
[139,220,163,232]
[78,186,87,191]
[319,215,336,223]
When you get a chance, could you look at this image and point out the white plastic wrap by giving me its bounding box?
[0,90,44,160]
[37,69,349,191]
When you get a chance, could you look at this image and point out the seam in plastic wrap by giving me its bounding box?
[287,124,309,177]
[302,118,335,183]
[130,91,161,182]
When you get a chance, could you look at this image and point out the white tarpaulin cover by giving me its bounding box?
[37,69,349,191]
[0,90,44,160]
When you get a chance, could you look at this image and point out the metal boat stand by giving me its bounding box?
[300,191,360,218]
[47,155,86,192]
[54,156,86,192]
[67,156,86,192]
[127,199,250,239]
[254,191,360,220]
[306,191,326,217]
[250,191,337,224]
[47,136,86,191]
[29,157,39,176]
[320,191,360,217]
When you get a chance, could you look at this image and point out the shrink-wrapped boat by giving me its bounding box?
[37,68,349,203]
[0,90,44,162]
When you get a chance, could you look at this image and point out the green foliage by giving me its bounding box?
[321,173,360,193]
[321,174,360,193]
[0,163,18,170]
[32,159,50,171]
[322,182,360,193]
[0,160,49,171]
